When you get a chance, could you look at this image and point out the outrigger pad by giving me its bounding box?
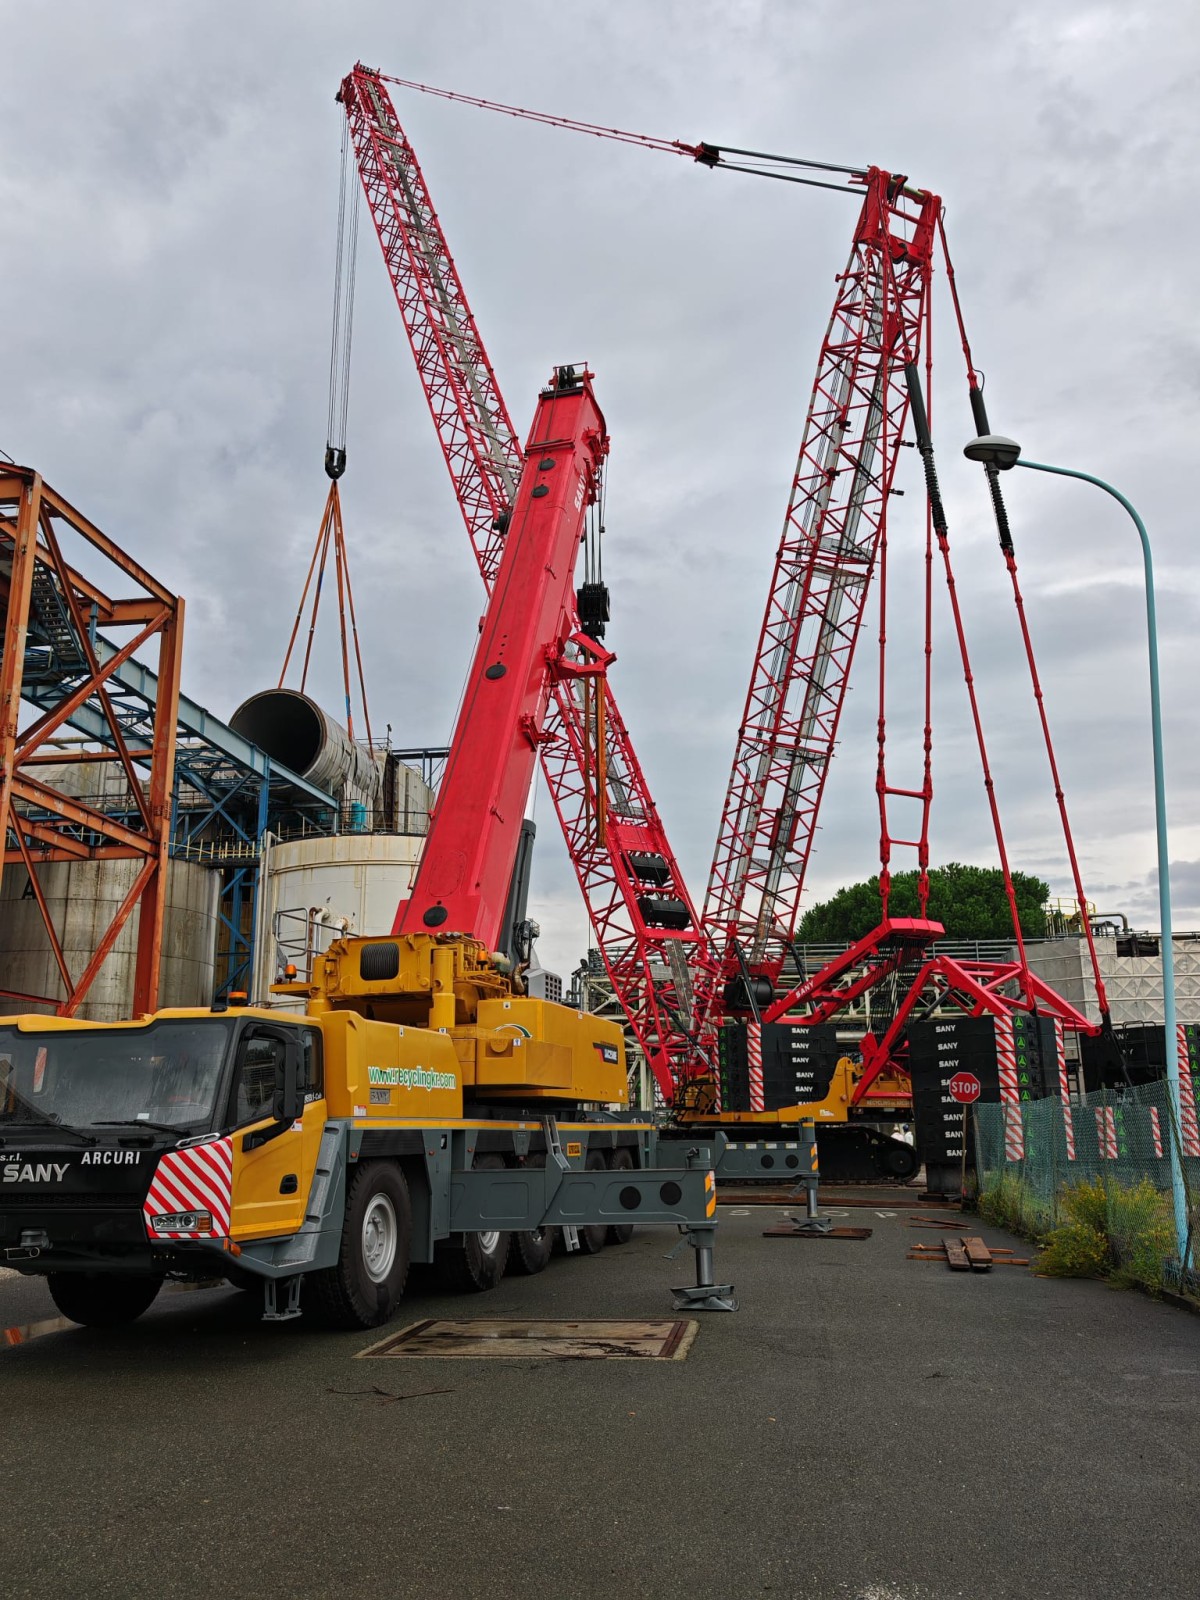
[761,1224,873,1240]
[671,1282,738,1313]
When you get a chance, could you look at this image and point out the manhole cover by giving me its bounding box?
[358,1318,698,1361]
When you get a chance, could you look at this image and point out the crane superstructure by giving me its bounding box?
[338,65,721,1101]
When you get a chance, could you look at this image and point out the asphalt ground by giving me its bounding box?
[3,1201,1199,1600]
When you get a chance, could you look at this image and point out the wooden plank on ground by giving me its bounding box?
[943,1237,971,1271]
[961,1236,993,1271]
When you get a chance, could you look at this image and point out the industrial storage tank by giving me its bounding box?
[250,748,435,1004]
[252,832,426,1006]
[0,856,220,1022]
[0,758,221,1021]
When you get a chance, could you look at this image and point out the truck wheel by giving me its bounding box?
[511,1223,555,1275]
[309,1160,412,1330]
[437,1154,510,1292]
[511,1156,555,1275]
[607,1146,636,1245]
[576,1150,608,1256]
[47,1272,161,1328]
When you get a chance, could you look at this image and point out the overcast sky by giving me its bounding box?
[4,1,1198,984]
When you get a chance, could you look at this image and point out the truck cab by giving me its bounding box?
[0,1009,319,1320]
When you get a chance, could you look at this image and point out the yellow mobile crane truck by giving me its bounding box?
[0,369,735,1329]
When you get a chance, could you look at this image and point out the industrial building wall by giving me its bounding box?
[0,858,221,1022]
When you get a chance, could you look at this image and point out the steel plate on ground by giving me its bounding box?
[357,1318,699,1361]
[761,1224,873,1239]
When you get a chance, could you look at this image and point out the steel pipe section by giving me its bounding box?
[231,689,381,806]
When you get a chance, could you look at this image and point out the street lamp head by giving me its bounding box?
[963,434,1022,470]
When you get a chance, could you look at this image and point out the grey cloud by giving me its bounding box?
[4,0,1198,984]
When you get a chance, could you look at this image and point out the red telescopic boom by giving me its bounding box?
[398,367,608,947]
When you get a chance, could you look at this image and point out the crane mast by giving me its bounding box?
[339,65,721,1099]
[339,70,516,589]
[704,171,939,987]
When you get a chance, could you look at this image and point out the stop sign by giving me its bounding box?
[949,1072,982,1104]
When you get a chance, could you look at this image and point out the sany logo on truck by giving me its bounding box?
[367,1065,457,1092]
[3,1162,68,1184]
[2,1151,141,1182]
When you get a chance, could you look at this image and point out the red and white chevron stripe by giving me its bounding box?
[747,1023,764,1114]
[1095,1106,1118,1160]
[1175,1025,1200,1158]
[143,1137,234,1239]
[1149,1106,1164,1160]
[1052,1018,1075,1161]
[994,1014,1024,1161]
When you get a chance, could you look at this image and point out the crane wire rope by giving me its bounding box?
[278,123,373,753]
[937,213,1110,1022]
[376,73,868,192]
[326,119,361,470]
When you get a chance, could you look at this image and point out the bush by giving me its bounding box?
[1038,1219,1110,1278]
[978,1173,1027,1234]
[1106,1179,1173,1292]
[1061,1176,1109,1234]
[1037,1176,1172,1291]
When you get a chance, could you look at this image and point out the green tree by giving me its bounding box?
[795,862,1049,943]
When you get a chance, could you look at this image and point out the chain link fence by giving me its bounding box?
[974,1082,1200,1292]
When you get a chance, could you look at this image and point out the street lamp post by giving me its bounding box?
[964,434,1191,1273]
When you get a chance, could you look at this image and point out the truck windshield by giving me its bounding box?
[0,1020,234,1136]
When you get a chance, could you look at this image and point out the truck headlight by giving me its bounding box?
[150,1210,213,1234]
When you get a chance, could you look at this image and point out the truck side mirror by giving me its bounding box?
[272,1040,302,1125]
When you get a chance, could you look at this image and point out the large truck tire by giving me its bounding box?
[436,1154,510,1292]
[576,1149,608,1256]
[47,1272,162,1328]
[510,1155,555,1275]
[309,1160,412,1330]
[510,1223,555,1275]
[606,1146,636,1246]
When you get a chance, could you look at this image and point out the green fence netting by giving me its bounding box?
[974,1081,1200,1291]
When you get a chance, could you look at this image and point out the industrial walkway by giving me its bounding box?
[3,1205,1198,1599]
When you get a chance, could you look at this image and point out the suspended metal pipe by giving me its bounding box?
[230,689,381,806]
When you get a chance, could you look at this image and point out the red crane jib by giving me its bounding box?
[395,371,608,948]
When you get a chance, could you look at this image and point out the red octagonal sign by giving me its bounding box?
[949,1072,982,1104]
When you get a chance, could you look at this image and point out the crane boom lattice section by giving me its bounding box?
[704,172,939,983]
[343,69,521,586]
[539,675,708,1097]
